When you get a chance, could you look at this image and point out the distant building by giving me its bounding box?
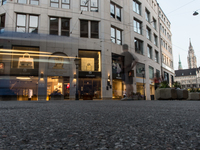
[178,55,182,70]
[187,39,197,69]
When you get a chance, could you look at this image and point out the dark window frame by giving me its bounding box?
[49,17,59,35]
[111,26,122,45]
[133,0,141,15]
[62,0,70,9]
[134,38,143,55]
[50,0,59,8]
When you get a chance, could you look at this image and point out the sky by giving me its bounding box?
[157,0,200,70]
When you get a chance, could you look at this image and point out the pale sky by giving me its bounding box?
[157,0,200,70]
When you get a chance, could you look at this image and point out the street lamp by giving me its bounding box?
[74,55,80,100]
[141,68,145,100]
[193,11,199,16]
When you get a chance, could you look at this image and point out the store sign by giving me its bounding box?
[79,71,101,78]
[0,63,4,70]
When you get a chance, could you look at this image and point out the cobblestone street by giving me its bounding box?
[0,100,200,149]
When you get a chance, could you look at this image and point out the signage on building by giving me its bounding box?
[79,71,101,78]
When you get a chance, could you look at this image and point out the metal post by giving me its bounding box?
[143,74,145,100]
[75,64,79,100]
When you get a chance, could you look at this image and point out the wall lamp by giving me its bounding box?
[107,75,112,90]
[40,72,44,78]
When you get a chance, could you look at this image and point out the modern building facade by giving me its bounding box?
[0,0,172,100]
[158,5,174,87]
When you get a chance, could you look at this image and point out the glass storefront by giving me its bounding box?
[112,79,123,99]
[47,76,70,100]
[136,82,145,96]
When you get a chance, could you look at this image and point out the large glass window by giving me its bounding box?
[147,45,152,59]
[91,21,99,38]
[80,20,88,37]
[133,0,141,15]
[111,27,122,45]
[134,18,142,34]
[62,0,70,9]
[149,66,154,79]
[61,18,70,36]
[81,0,98,12]
[134,38,143,55]
[0,14,5,32]
[16,14,26,32]
[30,0,39,5]
[50,0,59,8]
[136,63,145,78]
[18,0,26,4]
[110,3,121,21]
[79,50,101,72]
[50,17,58,35]
[29,15,38,33]
[110,3,115,18]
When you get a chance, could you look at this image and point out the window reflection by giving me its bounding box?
[50,17,58,35]
[18,0,27,4]
[30,0,39,5]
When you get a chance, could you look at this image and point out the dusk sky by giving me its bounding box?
[157,0,200,70]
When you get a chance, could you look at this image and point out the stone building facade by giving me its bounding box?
[0,0,173,100]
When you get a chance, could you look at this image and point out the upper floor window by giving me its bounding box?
[81,0,98,12]
[153,18,156,30]
[50,0,59,8]
[111,26,122,45]
[147,45,152,59]
[133,0,141,15]
[146,26,151,40]
[0,14,5,33]
[135,38,143,55]
[30,0,39,5]
[154,34,157,46]
[62,0,70,9]
[110,3,121,21]
[80,20,99,38]
[50,17,70,36]
[149,66,154,79]
[155,50,159,63]
[0,0,6,6]
[134,18,142,35]
[145,9,150,22]
[16,14,38,33]
[18,0,27,4]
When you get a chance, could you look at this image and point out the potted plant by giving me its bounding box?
[173,81,188,100]
[188,88,200,100]
[155,81,177,100]
[49,89,64,100]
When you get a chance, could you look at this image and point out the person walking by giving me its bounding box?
[120,44,138,100]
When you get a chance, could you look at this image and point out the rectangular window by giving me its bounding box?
[29,15,38,33]
[50,0,59,8]
[91,0,98,12]
[61,18,70,36]
[134,19,142,34]
[0,14,5,32]
[134,38,143,55]
[91,21,99,38]
[110,3,115,18]
[146,26,151,40]
[80,20,88,37]
[116,6,121,21]
[111,27,122,45]
[133,0,141,15]
[154,34,157,46]
[155,50,159,63]
[147,45,152,59]
[62,0,70,9]
[30,0,38,5]
[149,66,154,79]
[81,0,88,11]
[136,63,145,78]
[156,69,160,78]
[18,0,26,4]
[153,18,156,30]
[145,9,150,22]
[50,17,58,35]
[16,14,26,32]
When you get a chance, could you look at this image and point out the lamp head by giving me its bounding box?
[193,11,199,16]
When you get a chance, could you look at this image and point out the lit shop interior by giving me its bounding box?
[78,50,101,99]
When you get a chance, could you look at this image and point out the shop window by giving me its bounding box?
[112,79,123,99]
[134,38,143,55]
[136,82,145,96]
[30,0,39,5]
[136,63,145,78]
[79,50,101,72]
[18,0,27,4]
[0,14,5,33]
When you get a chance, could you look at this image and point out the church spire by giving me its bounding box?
[187,39,197,69]
[178,55,182,70]
[189,38,193,48]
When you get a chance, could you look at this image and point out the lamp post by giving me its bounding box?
[74,55,80,100]
[141,68,145,100]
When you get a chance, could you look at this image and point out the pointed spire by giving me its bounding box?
[189,38,193,48]
[178,54,182,70]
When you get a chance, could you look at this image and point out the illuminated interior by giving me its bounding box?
[112,79,123,99]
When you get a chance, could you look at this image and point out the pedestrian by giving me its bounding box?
[120,44,138,100]
[153,73,161,90]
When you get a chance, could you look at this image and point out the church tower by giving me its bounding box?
[178,55,182,70]
[187,39,197,69]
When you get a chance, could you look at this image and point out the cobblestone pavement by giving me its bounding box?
[0,100,200,150]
